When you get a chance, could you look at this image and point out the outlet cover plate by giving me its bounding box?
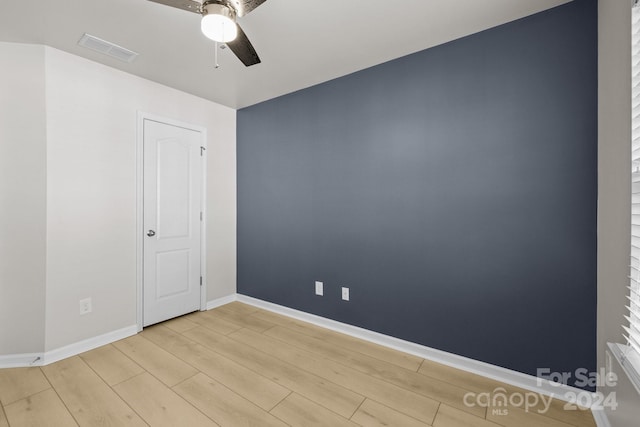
[342,287,349,301]
[315,281,323,296]
[79,297,92,315]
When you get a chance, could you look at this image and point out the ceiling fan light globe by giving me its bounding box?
[201,5,238,43]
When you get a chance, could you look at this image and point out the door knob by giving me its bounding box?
[147,230,156,237]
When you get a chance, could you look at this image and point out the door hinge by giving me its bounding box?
[200,276,203,287]
[200,146,206,156]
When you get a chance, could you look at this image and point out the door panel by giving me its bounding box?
[157,138,191,239]
[143,119,202,327]
[156,250,191,299]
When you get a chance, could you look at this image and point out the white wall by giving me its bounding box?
[0,42,47,355]
[598,0,640,425]
[43,47,236,351]
[0,41,236,356]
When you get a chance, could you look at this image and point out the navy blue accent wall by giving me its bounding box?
[237,0,597,387]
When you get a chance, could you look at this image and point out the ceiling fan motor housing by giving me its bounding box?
[201,0,238,42]
[202,1,237,20]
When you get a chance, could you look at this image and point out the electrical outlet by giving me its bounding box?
[341,287,349,301]
[79,298,92,315]
[315,281,323,296]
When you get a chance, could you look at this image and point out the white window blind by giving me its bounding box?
[626,3,640,384]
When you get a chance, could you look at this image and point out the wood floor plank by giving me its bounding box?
[540,401,597,427]
[270,393,358,427]
[487,395,597,427]
[41,356,146,426]
[0,367,50,405]
[433,404,502,427]
[141,325,290,411]
[249,309,423,371]
[486,404,576,427]
[207,308,276,333]
[113,372,217,427]
[419,359,509,393]
[162,315,199,333]
[265,325,484,417]
[3,389,78,427]
[350,399,430,427]
[174,372,289,427]
[79,344,144,386]
[183,325,365,418]
[419,358,561,402]
[218,302,260,316]
[230,328,439,425]
[113,334,198,387]
[188,311,244,335]
[0,402,10,427]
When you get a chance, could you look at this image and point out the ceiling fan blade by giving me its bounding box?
[226,24,261,66]
[230,0,267,17]
[147,0,202,14]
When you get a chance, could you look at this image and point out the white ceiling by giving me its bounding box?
[0,0,571,109]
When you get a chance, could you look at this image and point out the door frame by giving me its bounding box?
[135,111,208,332]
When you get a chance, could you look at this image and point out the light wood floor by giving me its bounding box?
[0,302,597,427]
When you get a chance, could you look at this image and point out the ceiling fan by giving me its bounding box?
[148,0,266,66]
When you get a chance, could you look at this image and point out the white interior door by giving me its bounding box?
[143,118,203,327]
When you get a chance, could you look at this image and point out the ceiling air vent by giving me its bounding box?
[78,33,139,63]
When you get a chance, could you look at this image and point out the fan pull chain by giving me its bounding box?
[214,41,220,69]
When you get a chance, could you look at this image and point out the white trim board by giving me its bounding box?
[0,353,44,368]
[236,294,596,406]
[43,325,138,365]
[206,294,239,311]
[0,295,234,369]
[0,296,231,369]
[591,409,611,427]
[0,325,137,368]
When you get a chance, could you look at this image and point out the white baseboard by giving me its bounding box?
[43,325,138,365]
[0,294,239,369]
[236,294,593,405]
[0,353,44,368]
[0,293,236,368]
[0,325,138,368]
[206,294,238,310]
[0,293,242,369]
[591,409,611,427]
